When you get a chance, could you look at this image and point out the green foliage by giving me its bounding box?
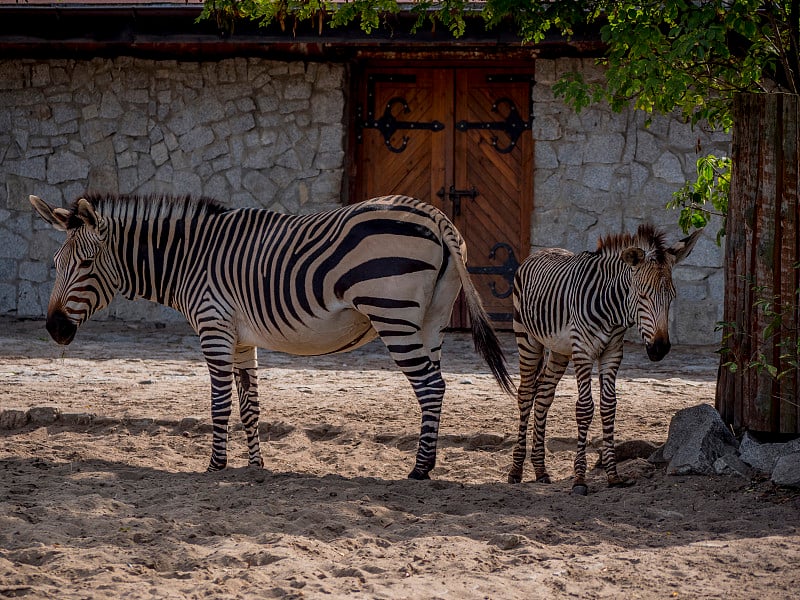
[667,154,731,244]
[552,1,796,130]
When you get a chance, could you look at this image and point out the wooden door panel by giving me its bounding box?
[358,69,452,210]
[355,66,532,328]
[455,70,533,324]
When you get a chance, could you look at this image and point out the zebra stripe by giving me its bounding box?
[508,224,701,494]
[31,193,514,478]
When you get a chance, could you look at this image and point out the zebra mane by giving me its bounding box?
[596,223,668,263]
[62,193,228,229]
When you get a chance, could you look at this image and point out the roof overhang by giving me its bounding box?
[0,1,604,61]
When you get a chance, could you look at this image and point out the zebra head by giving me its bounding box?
[620,225,703,362]
[30,195,118,346]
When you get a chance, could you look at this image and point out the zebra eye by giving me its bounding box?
[79,259,93,269]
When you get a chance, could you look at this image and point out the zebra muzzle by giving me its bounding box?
[46,310,78,346]
[645,338,671,362]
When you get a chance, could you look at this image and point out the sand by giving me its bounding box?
[1,317,798,599]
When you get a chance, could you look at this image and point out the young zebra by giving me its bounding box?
[508,224,701,495]
[30,193,514,478]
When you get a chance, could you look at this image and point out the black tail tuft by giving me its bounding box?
[468,299,516,396]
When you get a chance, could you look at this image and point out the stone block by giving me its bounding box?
[661,404,738,475]
[173,170,202,198]
[47,151,90,184]
[5,174,39,211]
[713,452,754,478]
[534,141,559,169]
[80,119,115,146]
[652,152,685,183]
[669,299,721,345]
[61,412,95,426]
[5,157,46,180]
[634,130,661,163]
[19,261,49,282]
[99,91,123,119]
[739,432,800,474]
[584,134,625,164]
[0,230,29,259]
[582,164,616,192]
[531,115,561,141]
[17,280,43,316]
[179,126,214,153]
[28,406,60,425]
[0,283,15,313]
[120,111,148,137]
[0,409,29,429]
[228,113,256,135]
[88,165,119,193]
[0,257,16,280]
[771,453,800,488]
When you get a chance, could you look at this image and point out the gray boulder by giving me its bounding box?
[739,431,800,473]
[771,453,800,487]
[660,404,739,475]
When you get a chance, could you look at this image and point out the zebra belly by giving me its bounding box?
[235,310,379,356]
[536,329,573,357]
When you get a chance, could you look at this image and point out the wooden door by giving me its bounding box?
[355,66,533,328]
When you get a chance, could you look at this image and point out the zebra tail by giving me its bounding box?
[463,284,516,396]
[442,222,516,396]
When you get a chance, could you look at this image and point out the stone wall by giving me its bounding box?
[532,58,730,345]
[0,55,729,343]
[0,57,346,321]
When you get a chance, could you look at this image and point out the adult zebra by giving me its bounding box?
[508,224,701,495]
[30,193,514,478]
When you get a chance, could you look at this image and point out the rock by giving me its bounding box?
[771,453,800,488]
[739,432,800,474]
[0,409,29,429]
[27,406,61,425]
[661,404,738,476]
[713,452,754,478]
[61,412,95,426]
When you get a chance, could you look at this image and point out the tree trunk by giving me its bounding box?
[717,93,800,435]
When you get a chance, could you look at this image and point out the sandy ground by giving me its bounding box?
[0,317,798,599]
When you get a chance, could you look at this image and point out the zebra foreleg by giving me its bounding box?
[572,358,596,496]
[598,351,629,487]
[200,326,237,472]
[234,345,263,468]
[508,336,543,484]
[529,351,569,485]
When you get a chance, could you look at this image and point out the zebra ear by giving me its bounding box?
[30,195,71,232]
[622,247,646,267]
[668,228,703,264]
[75,198,100,230]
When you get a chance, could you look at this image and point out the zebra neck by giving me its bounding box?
[110,210,214,308]
[592,261,637,328]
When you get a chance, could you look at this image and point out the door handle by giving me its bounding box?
[436,185,479,216]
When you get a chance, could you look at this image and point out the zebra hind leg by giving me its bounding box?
[376,326,445,480]
[508,335,543,484]
[234,345,263,468]
[406,355,445,480]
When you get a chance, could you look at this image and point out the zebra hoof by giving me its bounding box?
[571,484,589,496]
[535,474,552,484]
[507,472,522,484]
[407,468,431,480]
[206,460,227,472]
